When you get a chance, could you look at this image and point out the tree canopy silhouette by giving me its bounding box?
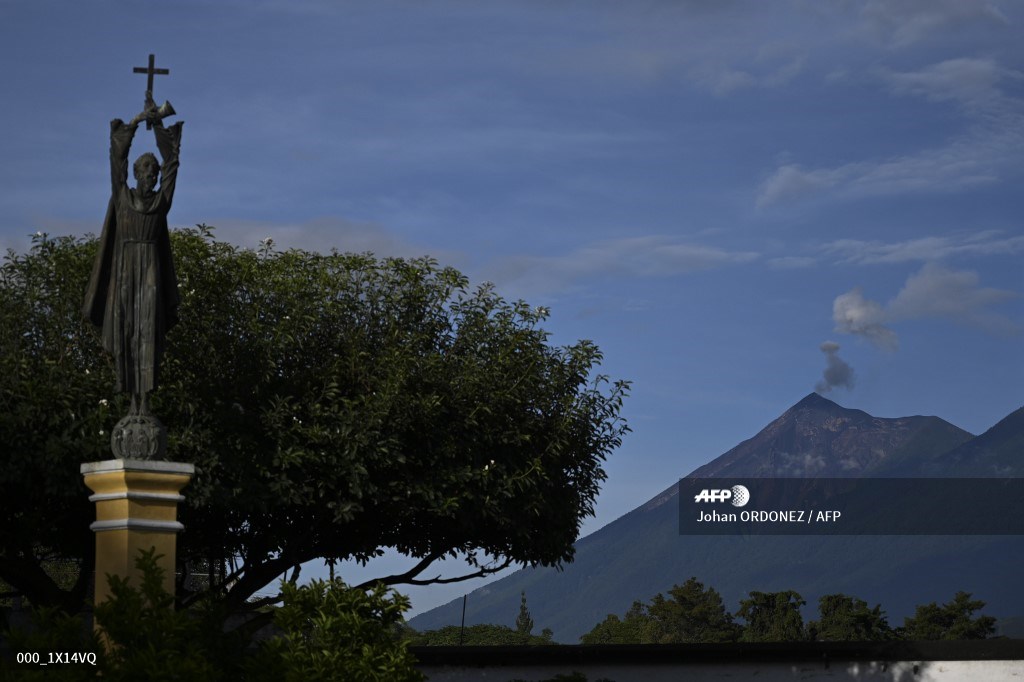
[0,228,629,616]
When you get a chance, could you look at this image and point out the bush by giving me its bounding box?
[251,578,423,681]
[2,549,423,681]
[1,606,101,681]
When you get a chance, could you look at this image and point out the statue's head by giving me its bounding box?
[133,153,160,194]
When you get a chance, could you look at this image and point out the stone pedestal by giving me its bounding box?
[81,459,194,606]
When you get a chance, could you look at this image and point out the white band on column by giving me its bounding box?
[89,491,186,503]
[90,519,185,532]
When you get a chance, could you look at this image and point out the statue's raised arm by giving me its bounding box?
[108,117,138,196]
[153,120,184,211]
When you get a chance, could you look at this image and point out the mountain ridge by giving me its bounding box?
[689,392,972,478]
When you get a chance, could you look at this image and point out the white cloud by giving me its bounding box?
[200,216,461,263]
[880,58,1012,105]
[756,164,842,207]
[832,263,1020,348]
[823,232,1024,264]
[762,56,806,88]
[756,132,1014,206]
[757,55,1024,207]
[887,262,1020,332]
[488,235,759,296]
[756,117,1021,207]
[859,0,1008,47]
[508,3,811,97]
[699,66,757,96]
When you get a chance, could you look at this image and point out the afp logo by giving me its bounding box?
[694,485,750,507]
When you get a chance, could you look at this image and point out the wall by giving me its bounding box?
[412,641,1024,682]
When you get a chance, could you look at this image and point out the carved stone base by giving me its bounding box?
[110,413,167,460]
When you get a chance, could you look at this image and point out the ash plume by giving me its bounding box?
[815,341,855,393]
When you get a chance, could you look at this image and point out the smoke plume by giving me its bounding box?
[815,341,855,393]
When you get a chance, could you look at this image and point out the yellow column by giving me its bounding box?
[81,459,194,605]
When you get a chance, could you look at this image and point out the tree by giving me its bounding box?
[516,591,534,636]
[902,591,996,640]
[0,229,630,620]
[736,590,807,642]
[580,579,740,645]
[645,577,740,643]
[580,601,652,644]
[806,594,892,642]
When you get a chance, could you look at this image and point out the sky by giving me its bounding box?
[2,0,1022,617]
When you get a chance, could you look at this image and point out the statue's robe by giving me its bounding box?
[83,119,183,395]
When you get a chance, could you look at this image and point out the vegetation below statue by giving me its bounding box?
[1,549,424,681]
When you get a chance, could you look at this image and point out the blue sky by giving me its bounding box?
[2,1,1022,616]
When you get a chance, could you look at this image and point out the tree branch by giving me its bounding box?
[182,552,297,610]
[244,592,285,610]
[0,554,66,611]
[65,540,95,613]
[354,552,443,590]
[358,555,513,589]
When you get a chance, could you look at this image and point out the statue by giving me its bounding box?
[83,55,182,459]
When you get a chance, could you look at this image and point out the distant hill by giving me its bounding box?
[882,405,1024,477]
[408,393,1024,642]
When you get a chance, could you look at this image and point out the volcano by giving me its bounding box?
[408,394,1024,642]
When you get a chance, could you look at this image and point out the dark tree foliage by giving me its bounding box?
[736,590,807,643]
[2,549,424,681]
[806,593,893,642]
[580,581,998,645]
[580,578,739,644]
[645,577,740,643]
[0,229,630,616]
[579,601,651,644]
[254,578,424,680]
[902,591,997,640]
[516,591,534,635]
[405,623,554,646]
[92,549,243,680]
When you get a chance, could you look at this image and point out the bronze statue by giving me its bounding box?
[83,55,182,458]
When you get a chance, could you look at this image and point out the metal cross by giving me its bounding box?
[133,54,169,128]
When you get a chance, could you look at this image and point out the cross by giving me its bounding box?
[133,54,169,128]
